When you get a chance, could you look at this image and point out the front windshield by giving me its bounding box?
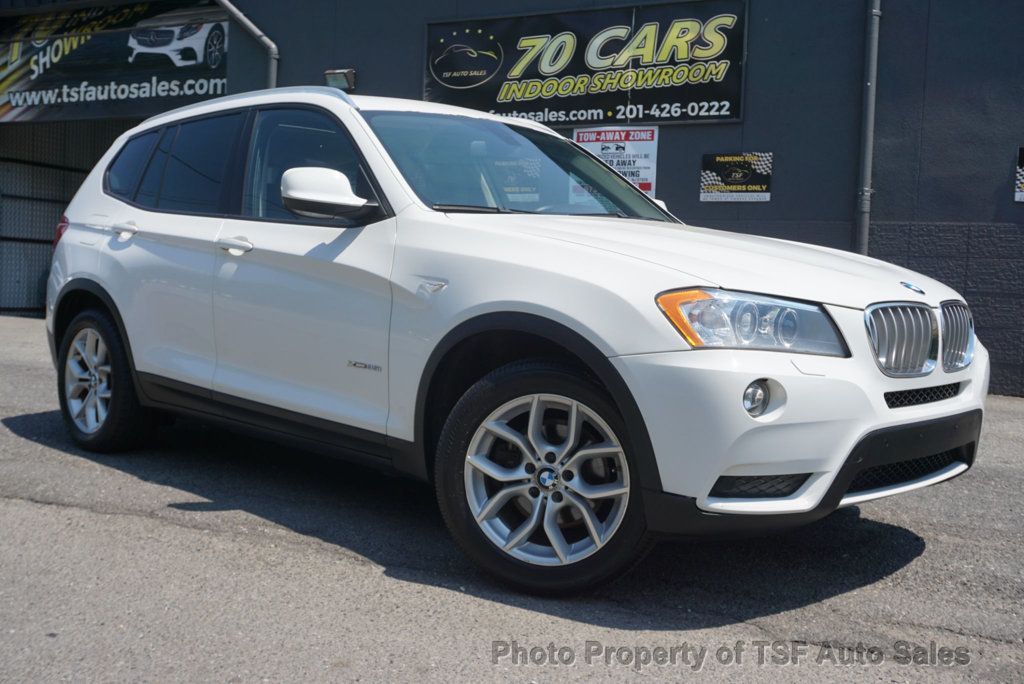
[360,110,674,222]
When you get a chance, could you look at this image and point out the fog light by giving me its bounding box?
[743,379,770,416]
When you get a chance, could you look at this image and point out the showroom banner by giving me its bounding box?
[0,1,228,122]
[700,152,772,201]
[574,126,658,197]
[424,0,745,126]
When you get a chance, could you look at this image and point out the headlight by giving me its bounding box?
[656,288,848,356]
[177,23,203,40]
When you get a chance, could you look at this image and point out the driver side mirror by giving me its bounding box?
[281,166,378,220]
[653,198,668,211]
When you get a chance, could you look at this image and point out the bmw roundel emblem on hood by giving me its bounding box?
[900,281,926,295]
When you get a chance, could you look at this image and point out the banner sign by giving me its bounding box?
[1016,148,1024,202]
[0,1,228,123]
[574,126,658,197]
[700,152,771,201]
[424,0,745,127]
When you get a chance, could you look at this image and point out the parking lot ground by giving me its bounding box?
[0,314,1021,681]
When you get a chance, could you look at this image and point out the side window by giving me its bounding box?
[135,126,176,208]
[156,112,243,213]
[242,108,374,220]
[106,131,158,200]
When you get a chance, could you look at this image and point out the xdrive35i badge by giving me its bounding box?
[900,281,926,295]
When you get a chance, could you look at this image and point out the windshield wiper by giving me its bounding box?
[431,203,502,213]
[431,203,534,214]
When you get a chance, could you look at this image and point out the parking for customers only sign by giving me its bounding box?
[574,126,659,197]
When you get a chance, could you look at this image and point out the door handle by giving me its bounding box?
[217,236,253,254]
[112,222,138,240]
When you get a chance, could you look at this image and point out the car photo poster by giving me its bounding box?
[0,1,228,122]
[574,126,658,197]
[1016,147,1024,202]
[700,152,772,202]
[424,0,745,127]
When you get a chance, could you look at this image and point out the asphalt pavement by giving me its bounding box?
[0,314,1021,681]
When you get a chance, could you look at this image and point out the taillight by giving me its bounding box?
[53,215,69,250]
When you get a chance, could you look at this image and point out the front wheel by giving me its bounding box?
[435,360,652,594]
[203,25,225,70]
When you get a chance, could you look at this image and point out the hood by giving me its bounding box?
[443,214,960,309]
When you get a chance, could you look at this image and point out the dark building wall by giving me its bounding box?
[2,0,1021,393]
[868,0,1024,394]
[225,0,1023,394]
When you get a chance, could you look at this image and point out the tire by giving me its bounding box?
[57,308,154,452]
[204,25,225,70]
[435,359,653,594]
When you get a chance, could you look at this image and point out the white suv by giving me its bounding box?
[47,87,989,593]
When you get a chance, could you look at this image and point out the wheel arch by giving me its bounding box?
[52,278,143,396]
[402,312,663,493]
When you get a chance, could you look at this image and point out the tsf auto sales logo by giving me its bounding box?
[429,28,504,89]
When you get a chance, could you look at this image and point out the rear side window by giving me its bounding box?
[157,113,243,213]
[135,127,176,208]
[106,131,158,199]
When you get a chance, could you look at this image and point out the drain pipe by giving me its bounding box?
[216,0,278,88]
[855,0,882,255]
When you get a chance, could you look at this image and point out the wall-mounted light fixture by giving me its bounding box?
[325,68,357,92]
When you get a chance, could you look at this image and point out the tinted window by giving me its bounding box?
[157,113,242,213]
[107,131,157,199]
[135,127,175,208]
[242,108,373,220]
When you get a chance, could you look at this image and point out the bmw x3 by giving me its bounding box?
[47,87,988,593]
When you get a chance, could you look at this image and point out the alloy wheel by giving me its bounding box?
[206,30,224,68]
[464,393,630,566]
[64,327,112,434]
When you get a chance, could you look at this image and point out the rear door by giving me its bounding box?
[100,111,245,389]
[211,106,395,435]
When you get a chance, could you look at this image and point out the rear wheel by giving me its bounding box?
[57,309,153,451]
[435,360,652,594]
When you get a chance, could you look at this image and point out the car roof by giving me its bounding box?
[138,86,555,135]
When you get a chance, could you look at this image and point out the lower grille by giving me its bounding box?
[847,449,961,494]
[710,473,811,498]
[884,382,960,409]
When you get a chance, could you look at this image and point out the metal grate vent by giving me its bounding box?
[884,382,960,408]
[865,303,938,377]
[710,473,811,498]
[847,449,961,494]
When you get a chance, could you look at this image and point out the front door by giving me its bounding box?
[211,107,395,435]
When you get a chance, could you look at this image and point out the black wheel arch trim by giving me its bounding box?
[405,311,663,492]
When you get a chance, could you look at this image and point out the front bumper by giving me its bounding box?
[641,409,981,536]
[612,304,989,531]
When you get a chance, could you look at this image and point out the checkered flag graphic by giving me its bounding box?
[700,170,724,192]
[1016,163,1024,191]
[520,157,542,178]
[751,152,773,176]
